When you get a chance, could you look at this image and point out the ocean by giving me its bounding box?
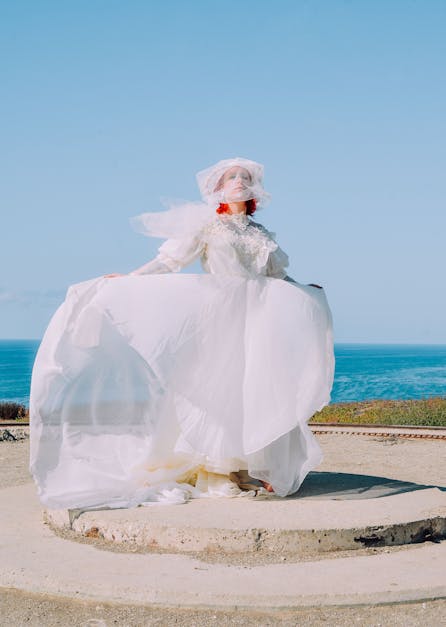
[0,340,445,407]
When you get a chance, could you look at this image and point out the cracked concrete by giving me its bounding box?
[1,433,445,621]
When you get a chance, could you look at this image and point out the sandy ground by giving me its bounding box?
[1,587,446,627]
[317,432,446,487]
[0,438,31,489]
[3,433,445,490]
[1,434,445,625]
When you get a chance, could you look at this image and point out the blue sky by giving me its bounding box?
[1,1,445,342]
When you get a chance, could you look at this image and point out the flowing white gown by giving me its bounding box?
[29,212,335,509]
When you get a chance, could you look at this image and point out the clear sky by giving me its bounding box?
[1,1,445,342]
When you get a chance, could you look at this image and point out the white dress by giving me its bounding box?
[29,212,335,509]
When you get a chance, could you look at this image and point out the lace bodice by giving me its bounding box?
[130,213,290,279]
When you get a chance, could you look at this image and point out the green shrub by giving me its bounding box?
[1,398,445,427]
[311,397,446,427]
[0,402,29,422]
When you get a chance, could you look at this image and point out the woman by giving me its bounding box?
[29,157,335,510]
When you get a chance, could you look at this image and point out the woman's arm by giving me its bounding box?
[283,274,298,284]
[128,255,174,275]
[121,232,205,277]
[265,243,290,280]
[263,233,322,288]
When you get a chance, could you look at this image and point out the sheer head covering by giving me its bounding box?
[196,157,271,208]
[130,157,270,240]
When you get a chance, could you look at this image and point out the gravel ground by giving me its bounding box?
[2,433,445,490]
[316,432,446,487]
[1,587,445,627]
[0,438,31,488]
[4,433,446,488]
[1,434,445,625]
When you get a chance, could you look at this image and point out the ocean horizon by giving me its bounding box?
[0,339,445,407]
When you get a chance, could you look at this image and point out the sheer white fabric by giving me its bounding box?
[195,157,271,207]
[130,212,289,278]
[29,212,334,510]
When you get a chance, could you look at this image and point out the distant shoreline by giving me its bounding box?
[1,398,445,428]
[2,342,446,407]
[312,398,446,427]
[2,339,446,346]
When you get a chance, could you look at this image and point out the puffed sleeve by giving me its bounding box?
[129,231,205,275]
[265,244,290,279]
[251,220,291,280]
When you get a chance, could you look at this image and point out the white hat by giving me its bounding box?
[196,157,271,208]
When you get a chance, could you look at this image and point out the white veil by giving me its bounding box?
[129,157,271,240]
[130,198,215,240]
[196,157,271,208]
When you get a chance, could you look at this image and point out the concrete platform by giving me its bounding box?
[2,434,446,612]
[1,483,446,609]
[44,472,446,556]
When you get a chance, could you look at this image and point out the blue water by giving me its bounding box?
[332,344,446,402]
[1,340,445,406]
[0,340,41,405]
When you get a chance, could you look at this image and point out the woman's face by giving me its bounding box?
[217,166,252,201]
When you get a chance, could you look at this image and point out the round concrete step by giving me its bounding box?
[2,483,446,609]
[44,471,446,556]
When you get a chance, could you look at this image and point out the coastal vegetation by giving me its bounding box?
[0,402,28,422]
[1,398,446,427]
[311,397,446,427]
